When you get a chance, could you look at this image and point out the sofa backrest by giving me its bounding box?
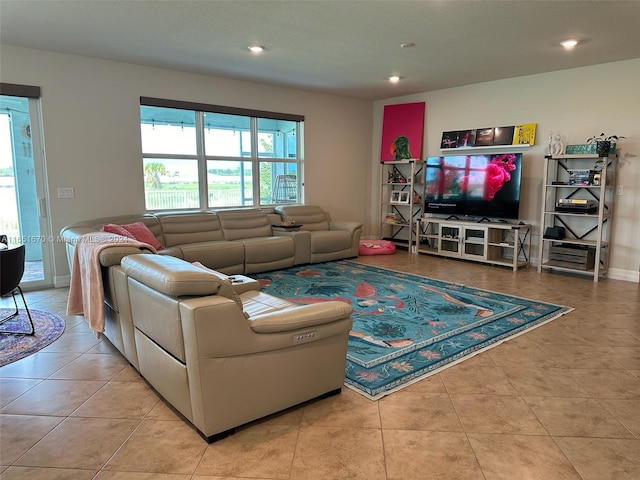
[275,205,330,231]
[156,212,224,247]
[216,209,273,240]
[61,214,162,243]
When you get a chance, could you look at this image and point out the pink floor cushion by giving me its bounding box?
[359,239,396,256]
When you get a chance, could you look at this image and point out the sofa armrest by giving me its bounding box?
[272,230,311,265]
[249,301,353,333]
[329,221,363,234]
[99,245,156,267]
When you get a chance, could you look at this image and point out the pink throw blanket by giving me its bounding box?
[66,232,157,334]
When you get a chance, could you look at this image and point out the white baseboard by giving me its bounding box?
[54,274,71,288]
[608,268,640,283]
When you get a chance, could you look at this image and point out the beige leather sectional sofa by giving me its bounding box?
[60,205,360,441]
[118,254,352,442]
[61,205,362,274]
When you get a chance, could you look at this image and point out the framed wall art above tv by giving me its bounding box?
[380,102,425,162]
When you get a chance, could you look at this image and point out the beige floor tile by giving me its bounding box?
[108,365,145,383]
[86,338,121,355]
[525,325,591,347]
[2,255,639,479]
[144,398,184,421]
[0,414,63,464]
[575,328,640,347]
[488,337,560,368]
[537,345,630,369]
[383,430,484,480]
[600,398,640,438]
[468,433,582,480]
[1,379,106,416]
[38,331,102,354]
[402,372,448,393]
[0,466,97,479]
[0,352,81,379]
[524,396,633,437]
[0,377,41,407]
[556,437,640,480]
[379,391,463,431]
[71,381,161,419]
[565,368,640,398]
[255,403,304,426]
[195,423,299,478]
[501,365,590,397]
[440,365,518,395]
[289,425,386,479]
[302,387,380,428]
[104,419,207,474]
[47,353,128,381]
[14,417,139,470]
[94,472,192,479]
[451,394,547,434]
[606,348,640,369]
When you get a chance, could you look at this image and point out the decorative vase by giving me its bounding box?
[595,140,611,157]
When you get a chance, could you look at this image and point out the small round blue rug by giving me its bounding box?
[0,309,66,367]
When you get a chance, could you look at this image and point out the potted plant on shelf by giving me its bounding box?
[587,133,625,171]
[586,133,625,157]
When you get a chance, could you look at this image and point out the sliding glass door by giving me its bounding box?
[0,92,52,288]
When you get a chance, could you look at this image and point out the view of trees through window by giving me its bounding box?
[140,104,302,210]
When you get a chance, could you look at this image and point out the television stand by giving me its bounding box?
[414,218,531,271]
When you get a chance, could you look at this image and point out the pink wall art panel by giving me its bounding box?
[380,102,425,163]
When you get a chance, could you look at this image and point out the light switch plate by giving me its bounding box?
[57,187,75,198]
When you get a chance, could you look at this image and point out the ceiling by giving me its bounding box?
[1,1,639,100]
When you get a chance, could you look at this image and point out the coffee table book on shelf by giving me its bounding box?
[414,217,531,271]
[537,153,616,282]
[380,159,424,249]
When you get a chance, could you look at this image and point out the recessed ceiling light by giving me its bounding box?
[248,45,266,53]
[389,76,401,83]
[400,43,415,49]
[560,39,579,50]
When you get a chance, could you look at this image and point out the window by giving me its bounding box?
[140,98,303,210]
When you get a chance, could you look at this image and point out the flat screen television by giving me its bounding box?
[424,153,523,220]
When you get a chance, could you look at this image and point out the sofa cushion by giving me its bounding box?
[216,209,273,240]
[119,222,165,250]
[241,236,294,264]
[179,241,245,272]
[156,212,224,247]
[102,223,136,239]
[310,230,352,253]
[275,205,330,231]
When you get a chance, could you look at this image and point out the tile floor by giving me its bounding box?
[1,253,639,479]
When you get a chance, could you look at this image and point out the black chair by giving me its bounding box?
[0,245,35,335]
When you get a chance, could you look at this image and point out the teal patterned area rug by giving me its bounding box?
[257,260,572,400]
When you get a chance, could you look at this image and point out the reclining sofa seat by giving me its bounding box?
[153,211,245,274]
[274,205,362,263]
[120,254,353,441]
[216,209,295,274]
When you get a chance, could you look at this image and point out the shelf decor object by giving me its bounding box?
[440,123,536,151]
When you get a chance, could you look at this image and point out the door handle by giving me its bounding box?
[38,197,47,217]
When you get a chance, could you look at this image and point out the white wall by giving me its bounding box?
[2,44,638,284]
[0,46,373,285]
[369,59,640,282]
